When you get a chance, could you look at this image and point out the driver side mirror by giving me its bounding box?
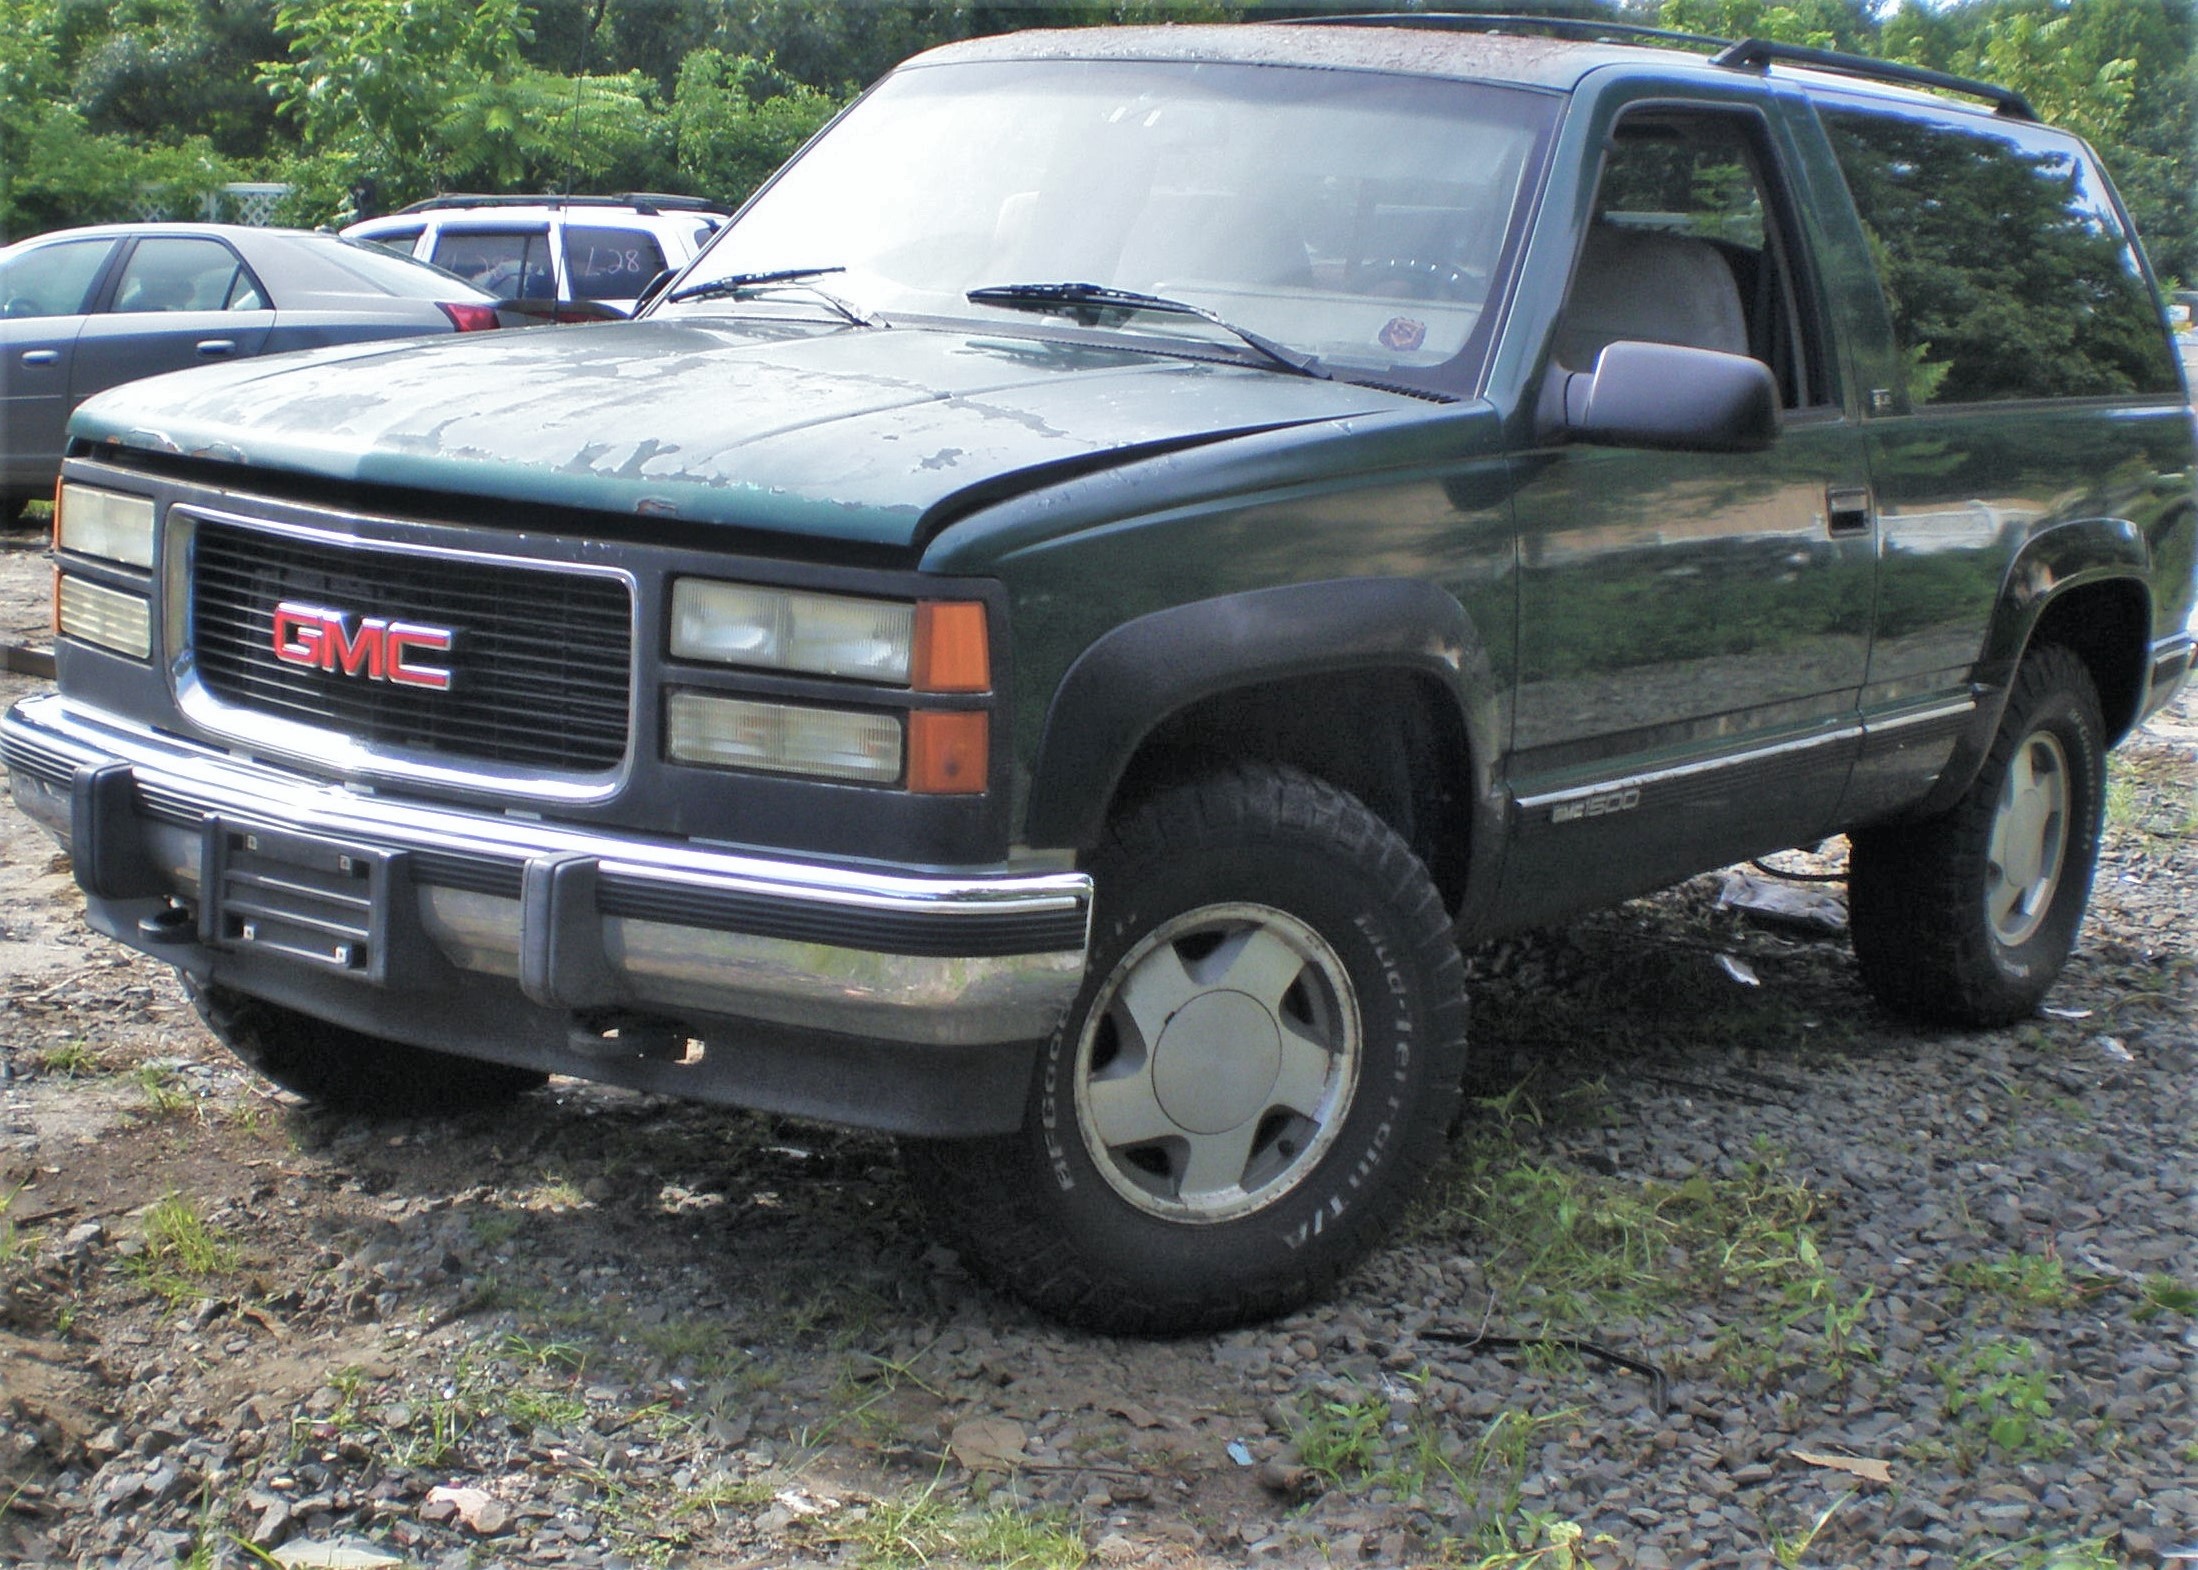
[1560,340,1780,454]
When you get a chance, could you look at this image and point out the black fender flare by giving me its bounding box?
[1915,516,2151,818]
[1021,577,1508,916]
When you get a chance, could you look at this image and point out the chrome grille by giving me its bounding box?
[188,519,632,771]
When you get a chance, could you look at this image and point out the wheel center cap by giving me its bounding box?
[1152,991,1282,1135]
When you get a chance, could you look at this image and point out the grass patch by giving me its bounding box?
[127,1192,238,1305]
[1426,1105,1827,1316]
[134,1063,197,1120]
[2136,1274,2198,1320]
[1949,1249,2103,1312]
[817,1480,1086,1570]
[1930,1338,2068,1468]
[1436,1516,1615,1568]
[36,1039,102,1077]
[1292,1387,1388,1485]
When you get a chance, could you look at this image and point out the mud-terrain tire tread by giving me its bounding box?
[1848,644,2105,1027]
[903,763,1469,1335]
[188,980,548,1113]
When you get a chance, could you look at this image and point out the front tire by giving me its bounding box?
[187,980,549,1114]
[1849,644,2106,1026]
[904,765,1469,1334]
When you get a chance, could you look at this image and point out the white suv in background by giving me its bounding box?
[344,194,726,319]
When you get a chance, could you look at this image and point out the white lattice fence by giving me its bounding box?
[200,184,294,225]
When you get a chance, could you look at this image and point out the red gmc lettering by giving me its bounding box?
[270,601,454,691]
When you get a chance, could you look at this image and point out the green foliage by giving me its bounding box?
[0,0,241,240]
[670,50,841,209]
[1932,1338,2070,1465]
[127,1191,239,1305]
[1950,1248,2103,1310]
[1293,1387,1390,1484]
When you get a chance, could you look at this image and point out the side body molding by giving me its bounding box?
[1021,576,1506,896]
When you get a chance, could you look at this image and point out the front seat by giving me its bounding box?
[1553,223,1749,371]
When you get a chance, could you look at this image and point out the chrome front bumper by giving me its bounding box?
[3,691,1091,1051]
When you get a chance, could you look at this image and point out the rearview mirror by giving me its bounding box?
[1562,340,1779,453]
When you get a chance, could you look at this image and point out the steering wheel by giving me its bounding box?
[1352,258,1482,303]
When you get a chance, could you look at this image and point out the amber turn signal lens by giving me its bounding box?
[907,710,988,794]
[912,601,990,692]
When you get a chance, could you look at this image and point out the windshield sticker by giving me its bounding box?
[1379,317,1427,353]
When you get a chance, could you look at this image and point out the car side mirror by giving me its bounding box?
[1561,340,1780,454]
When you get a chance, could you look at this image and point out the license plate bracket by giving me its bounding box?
[198,820,425,986]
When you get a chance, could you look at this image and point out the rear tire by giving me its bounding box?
[187,979,548,1113]
[1849,644,2106,1026]
[903,764,1469,1334]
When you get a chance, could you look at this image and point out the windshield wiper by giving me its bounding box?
[666,266,877,327]
[965,282,1328,380]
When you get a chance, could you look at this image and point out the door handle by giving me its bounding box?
[1826,485,1873,536]
[20,349,58,366]
[196,339,237,358]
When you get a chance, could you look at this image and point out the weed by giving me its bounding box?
[1932,1339,2068,1466]
[1426,1106,1843,1379]
[671,1473,778,1520]
[1292,1387,1389,1485]
[522,1171,588,1210]
[469,1210,523,1248]
[135,1063,197,1119]
[0,1184,26,1265]
[1441,1515,1615,1569]
[36,1039,100,1077]
[1763,1490,1854,1567]
[2103,769,2137,829]
[2135,1275,2198,1320]
[1950,1249,2102,1311]
[1954,1537,2122,1570]
[127,1192,238,1305]
[820,1478,1086,1569]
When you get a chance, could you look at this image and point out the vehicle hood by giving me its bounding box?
[68,318,1427,548]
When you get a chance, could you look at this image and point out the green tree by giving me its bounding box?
[668,50,843,209]
[70,0,287,157]
[1,0,239,240]
[261,0,674,222]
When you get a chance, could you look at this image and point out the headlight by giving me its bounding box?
[56,484,155,568]
[665,691,903,783]
[671,580,915,684]
[56,574,152,659]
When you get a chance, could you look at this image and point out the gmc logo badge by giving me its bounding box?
[271,601,455,691]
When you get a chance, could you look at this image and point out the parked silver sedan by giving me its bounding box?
[0,223,506,516]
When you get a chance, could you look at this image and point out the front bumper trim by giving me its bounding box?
[4,691,1090,1050]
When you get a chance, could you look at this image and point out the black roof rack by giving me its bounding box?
[1710,38,2034,119]
[1289,12,1732,52]
[394,192,724,217]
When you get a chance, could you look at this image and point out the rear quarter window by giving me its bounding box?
[563,225,667,300]
[1821,105,2180,406]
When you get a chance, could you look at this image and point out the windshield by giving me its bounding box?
[659,57,1555,391]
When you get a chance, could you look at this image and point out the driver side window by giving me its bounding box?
[1557,112,1826,411]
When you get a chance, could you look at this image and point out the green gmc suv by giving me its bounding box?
[7,17,2194,1333]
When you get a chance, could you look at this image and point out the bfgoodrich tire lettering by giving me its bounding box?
[1849,644,2106,1026]
[903,764,1470,1334]
[187,979,548,1113]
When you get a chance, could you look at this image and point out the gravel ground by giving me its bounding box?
[2,523,2194,1570]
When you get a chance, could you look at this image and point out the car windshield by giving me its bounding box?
[660,57,1555,390]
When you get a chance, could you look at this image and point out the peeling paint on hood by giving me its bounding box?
[67,318,1420,548]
